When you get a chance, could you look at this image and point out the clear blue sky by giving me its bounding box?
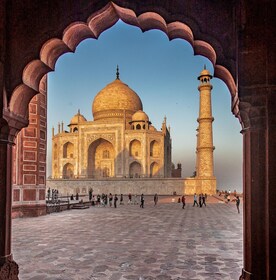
[47,20,242,191]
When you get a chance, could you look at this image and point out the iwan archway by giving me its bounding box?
[0,1,274,280]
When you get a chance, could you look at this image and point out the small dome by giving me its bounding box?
[70,111,87,125]
[92,78,143,121]
[198,67,212,80]
[132,110,149,122]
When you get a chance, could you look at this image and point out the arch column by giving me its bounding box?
[0,115,24,280]
[0,138,19,279]
[239,96,276,280]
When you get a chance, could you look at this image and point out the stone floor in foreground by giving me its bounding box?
[12,196,243,280]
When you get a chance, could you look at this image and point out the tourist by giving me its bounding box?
[128,193,132,204]
[114,194,118,208]
[202,193,206,207]
[120,194,124,205]
[70,194,74,200]
[193,193,199,207]
[236,196,240,214]
[101,193,105,206]
[204,193,208,201]
[154,193,158,206]
[109,193,113,207]
[76,192,79,201]
[91,195,95,206]
[47,187,51,201]
[89,188,93,201]
[104,194,108,207]
[199,194,202,207]
[97,194,101,206]
[181,195,185,209]
[140,193,145,208]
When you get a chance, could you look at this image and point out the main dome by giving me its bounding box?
[92,78,143,121]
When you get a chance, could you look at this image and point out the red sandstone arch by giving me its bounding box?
[8,2,239,126]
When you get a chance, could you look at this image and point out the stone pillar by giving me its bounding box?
[0,120,19,279]
[240,97,276,279]
[238,2,275,278]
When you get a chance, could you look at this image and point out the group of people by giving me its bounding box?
[88,193,150,208]
[49,188,241,213]
[193,193,207,207]
[47,188,59,203]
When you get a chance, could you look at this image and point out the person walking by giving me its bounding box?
[154,193,158,206]
[193,193,199,207]
[181,195,186,209]
[140,193,145,208]
[202,193,206,207]
[109,193,113,207]
[199,194,202,207]
[114,194,118,208]
[236,196,240,214]
[120,194,124,205]
[128,193,132,204]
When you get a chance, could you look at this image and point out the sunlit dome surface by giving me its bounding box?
[92,77,143,121]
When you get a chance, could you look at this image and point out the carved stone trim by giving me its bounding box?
[0,258,19,280]
[87,133,115,145]
[239,268,252,280]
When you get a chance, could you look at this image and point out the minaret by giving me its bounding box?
[196,67,215,179]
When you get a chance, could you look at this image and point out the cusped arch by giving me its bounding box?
[129,139,141,157]
[8,2,239,124]
[129,161,142,178]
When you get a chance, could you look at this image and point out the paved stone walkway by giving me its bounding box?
[12,196,243,280]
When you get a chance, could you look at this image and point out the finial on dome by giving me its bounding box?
[78,109,80,115]
[116,65,120,80]
[204,64,206,70]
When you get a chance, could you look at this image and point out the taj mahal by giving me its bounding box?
[49,67,216,195]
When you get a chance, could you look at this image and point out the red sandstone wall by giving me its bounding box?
[12,77,47,218]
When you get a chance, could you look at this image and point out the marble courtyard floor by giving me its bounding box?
[12,196,243,280]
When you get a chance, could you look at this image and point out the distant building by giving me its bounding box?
[171,163,182,178]
[52,68,172,179]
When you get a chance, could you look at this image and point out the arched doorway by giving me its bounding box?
[150,162,160,177]
[129,161,142,178]
[150,140,160,157]
[129,139,141,158]
[62,163,74,179]
[87,138,115,178]
[63,142,74,158]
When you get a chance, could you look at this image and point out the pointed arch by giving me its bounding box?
[63,142,74,158]
[87,138,115,178]
[129,139,141,157]
[129,161,142,178]
[150,162,160,177]
[150,140,160,157]
[63,163,74,179]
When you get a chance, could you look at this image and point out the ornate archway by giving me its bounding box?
[0,1,274,280]
[87,138,115,178]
